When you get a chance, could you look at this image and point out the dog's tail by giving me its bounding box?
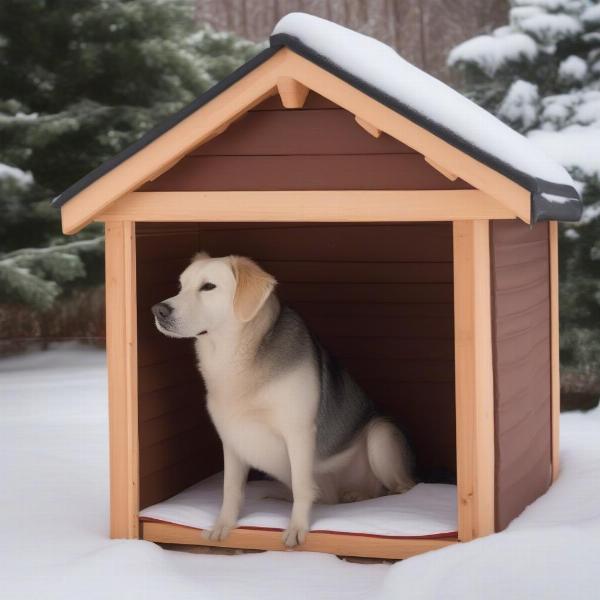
[366,417,415,494]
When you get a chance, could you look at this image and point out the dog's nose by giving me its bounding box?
[152,302,172,320]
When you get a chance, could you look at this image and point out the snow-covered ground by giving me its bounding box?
[1,345,599,599]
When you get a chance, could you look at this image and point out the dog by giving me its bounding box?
[152,253,415,547]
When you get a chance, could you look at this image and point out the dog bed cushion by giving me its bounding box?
[140,473,457,537]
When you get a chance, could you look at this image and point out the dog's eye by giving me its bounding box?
[199,282,216,292]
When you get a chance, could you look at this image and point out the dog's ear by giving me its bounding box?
[230,256,276,322]
[190,251,210,263]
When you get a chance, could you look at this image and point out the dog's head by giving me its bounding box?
[152,253,277,338]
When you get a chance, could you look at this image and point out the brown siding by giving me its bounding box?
[136,222,456,508]
[490,220,552,531]
[136,223,222,509]
[140,92,473,192]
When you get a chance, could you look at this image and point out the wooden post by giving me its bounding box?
[277,76,309,108]
[105,221,139,538]
[354,115,381,138]
[453,220,495,541]
[549,221,560,481]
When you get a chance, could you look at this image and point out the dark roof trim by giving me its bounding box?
[54,33,582,223]
[532,194,583,223]
[269,33,582,223]
[52,45,280,208]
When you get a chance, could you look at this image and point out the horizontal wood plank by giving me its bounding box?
[140,154,473,191]
[140,425,219,478]
[192,109,416,156]
[137,257,453,287]
[101,190,514,224]
[139,381,203,421]
[140,453,223,509]
[197,222,453,262]
[141,520,458,560]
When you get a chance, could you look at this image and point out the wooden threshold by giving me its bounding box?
[140,520,458,560]
[96,190,516,223]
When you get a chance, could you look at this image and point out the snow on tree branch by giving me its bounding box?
[0,237,104,311]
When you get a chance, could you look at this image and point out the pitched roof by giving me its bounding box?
[53,13,582,223]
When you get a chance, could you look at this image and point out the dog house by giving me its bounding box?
[54,14,581,559]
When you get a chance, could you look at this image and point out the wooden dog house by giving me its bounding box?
[54,14,581,559]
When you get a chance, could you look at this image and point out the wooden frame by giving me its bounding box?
[354,115,381,138]
[280,50,532,223]
[141,521,457,560]
[96,190,516,223]
[549,221,560,481]
[60,47,533,234]
[277,76,309,108]
[105,221,139,538]
[425,157,458,182]
[60,52,286,234]
[57,40,566,559]
[452,220,496,541]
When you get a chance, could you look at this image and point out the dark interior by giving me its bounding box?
[136,221,456,509]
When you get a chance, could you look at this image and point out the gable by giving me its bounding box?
[140,92,473,193]
[52,19,582,234]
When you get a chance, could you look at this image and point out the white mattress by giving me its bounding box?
[140,473,457,538]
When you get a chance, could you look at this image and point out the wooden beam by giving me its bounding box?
[277,76,309,108]
[141,521,457,560]
[105,221,139,538]
[60,52,286,234]
[425,156,458,181]
[281,49,532,223]
[60,47,533,234]
[453,220,496,541]
[96,190,516,223]
[549,221,560,481]
[354,115,381,138]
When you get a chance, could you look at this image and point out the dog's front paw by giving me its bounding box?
[203,519,235,542]
[282,520,309,547]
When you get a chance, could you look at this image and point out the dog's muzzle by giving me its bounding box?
[152,302,173,328]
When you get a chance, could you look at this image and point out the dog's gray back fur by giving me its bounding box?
[256,305,376,458]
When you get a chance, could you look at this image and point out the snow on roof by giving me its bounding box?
[272,13,581,215]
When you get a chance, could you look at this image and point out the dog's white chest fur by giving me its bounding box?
[201,346,319,485]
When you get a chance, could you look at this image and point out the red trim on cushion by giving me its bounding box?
[139,516,458,540]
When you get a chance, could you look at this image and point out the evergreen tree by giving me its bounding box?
[449,0,600,396]
[0,0,261,308]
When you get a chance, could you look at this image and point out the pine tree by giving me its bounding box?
[0,0,261,309]
[449,0,600,398]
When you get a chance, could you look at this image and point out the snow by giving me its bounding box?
[513,0,570,9]
[574,97,600,125]
[519,13,582,46]
[273,13,575,193]
[498,80,539,129]
[528,125,600,179]
[140,474,457,537]
[448,30,538,76]
[581,201,600,224]
[0,162,33,187]
[510,6,545,28]
[558,55,588,83]
[538,90,600,128]
[582,3,600,27]
[1,344,600,599]
[564,227,580,239]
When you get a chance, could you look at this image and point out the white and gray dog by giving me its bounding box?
[152,253,415,547]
